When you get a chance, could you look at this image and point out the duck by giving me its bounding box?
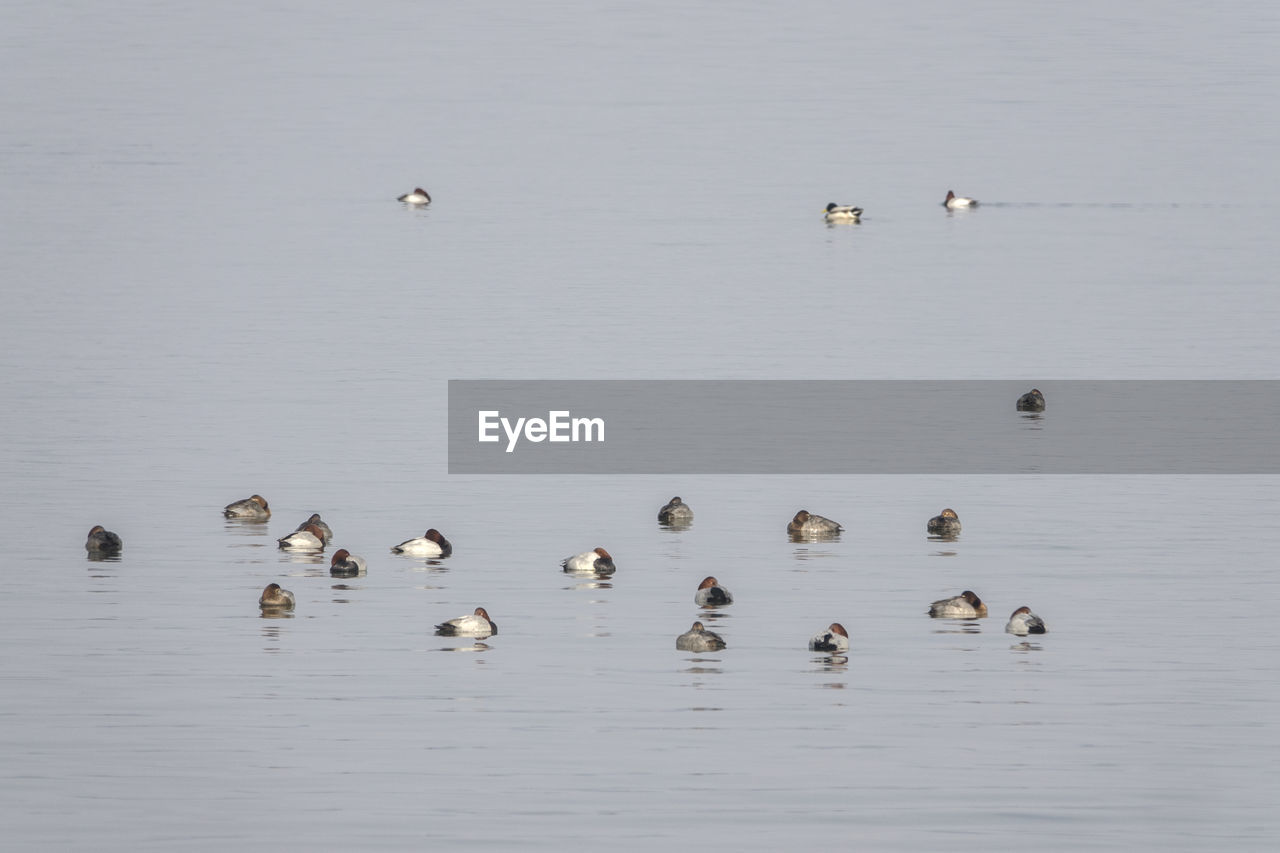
[561,547,616,575]
[85,525,122,553]
[927,508,962,537]
[823,202,862,223]
[676,621,726,652]
[928,590,988,619]
[657,496,694,523]
[329,548,367,577]
[1016,388,1046,412]
[435,607,498,638]
[295,513,333,544]
[808,623,850,653]
[259,582,295,610]
[943,190,978,208]
[788,510,843,536]
[390,528,453,557]
[397,187,431,205]
[278,523,326,551]
[1005,606,1047,636]
[694,576,733,607]
[223,494,270,520]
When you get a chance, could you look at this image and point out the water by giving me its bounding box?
[2,1,1278,849]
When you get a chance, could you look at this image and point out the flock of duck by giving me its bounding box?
[399,185,979,225]
[84,387,1051,651]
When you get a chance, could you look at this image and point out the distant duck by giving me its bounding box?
[1016,388,1046,412]
[278,523,326,551]
[657,496,694,523]
[435,606,498,637]
[397,187,431,205]
[224,494,270,520]
[694,576,733,607]
[329,548,367,577]
[676,621,726,652]
[1005,606,1047,636]
[85,525,122,553]
[259,582,295,610]
[295,513,333,544]
[561,547,616,575]
[788,509,843,536]
[391,528,452,557]
[928,590,988,619]
[927,508,962,537]
[808,623,850,653]
[824,202,862,223]
[943,190,978,208]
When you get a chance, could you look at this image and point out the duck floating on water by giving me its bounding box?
[944,190,978,208]
[223,494,270,520]
[928,590,988,619]
[1005,606,1047,636]
[1016,388,1046,412]
[397,187,431,205]
[676,621,726,652]
[85,525,122,553]
[823,202,862,223]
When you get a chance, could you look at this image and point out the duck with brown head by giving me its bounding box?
[562,547,616,575]
[224,494,270,520]
[928,590,988,619]
[1005,606,1047,636]
[694,576,733,607]
[435,607,498,638]
[927,508,962,537]
[259,582,295,610]
[278,523,326,551]
[943,190,978,208]
[1016,388,1046,412]
[788,509,843,536]
[397,187,431,205]
[808,623,850,653]
[391,528,452,557]
[329,548,367,577]
[85,525,123,553]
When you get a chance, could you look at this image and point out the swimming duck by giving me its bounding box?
[927,508,962,537]
[788,510,843,536]
[657,496,694,523]
[224,494,270,520]
[808,623,850,653]
[1005,606,1047,636]
[390,529,453,557]
[928,590,988,619]
[943,190,978,208]
[1016,388,1046,412]
[278,523,326,551]
[259,582,295,610]
[329,548,367,577]
[397,187,431,205]
[823,202,862,223]
[676,621,726,652]
[694,576,733,607]
[85,525,122,553]
[435,607,498,638]
[295,513,333,544]
[561,547,616,575]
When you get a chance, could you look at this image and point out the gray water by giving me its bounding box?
[2,2,1278,849]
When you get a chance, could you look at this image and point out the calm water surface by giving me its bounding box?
[2,1,1278,849]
